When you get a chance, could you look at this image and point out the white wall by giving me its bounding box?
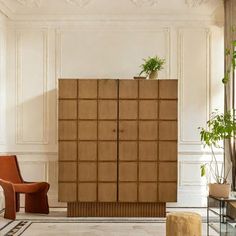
[0,7,224,208]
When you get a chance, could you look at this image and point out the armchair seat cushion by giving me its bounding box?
[14,182,50,194]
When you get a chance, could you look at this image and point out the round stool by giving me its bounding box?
[166,212,202,236]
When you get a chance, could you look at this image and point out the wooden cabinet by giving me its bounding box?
[58,79,178,217]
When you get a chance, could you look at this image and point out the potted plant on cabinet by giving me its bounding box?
[199,110,236,198]
[139,56,165,80]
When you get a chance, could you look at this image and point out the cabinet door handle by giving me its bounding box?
[112,129,116,132]
[119,129,124,133]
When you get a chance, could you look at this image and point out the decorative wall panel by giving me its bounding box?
[16,30,49,144]
[178,29,210,145]
[0,26,5,145]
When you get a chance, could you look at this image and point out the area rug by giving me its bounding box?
[0,208,216,236]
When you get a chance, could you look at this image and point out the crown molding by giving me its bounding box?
[16,0,42,7]
[0,0,15,18]
[0,0,222,22]
[65,0,92,7]
[185,0,210,8]
[7,13,215,25]
[130,0,158,7]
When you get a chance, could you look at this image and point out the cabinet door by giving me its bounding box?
[117,80,160,203]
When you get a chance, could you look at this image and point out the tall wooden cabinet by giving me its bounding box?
[58,79,178,217]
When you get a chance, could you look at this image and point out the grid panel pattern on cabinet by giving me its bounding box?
[58,79,178,205]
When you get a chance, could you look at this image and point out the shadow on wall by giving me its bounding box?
[2,88,61,207]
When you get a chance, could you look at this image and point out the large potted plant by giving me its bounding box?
[199,110,236,198]
[139,56,165,80]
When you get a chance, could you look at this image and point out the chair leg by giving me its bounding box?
[0,179,16,220]
[25,183,49,214]
[15,193,20,212]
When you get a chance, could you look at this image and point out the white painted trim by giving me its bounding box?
[178,28,211,145]
[0,0,14,19]
[0,21,6,145]
[65,0,92,8]
[15,29,50,145]
[179,160,223,186]
[7,14,219,24]
[0,150,223,155]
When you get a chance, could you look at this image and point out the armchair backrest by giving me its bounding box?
[0,155,23,183]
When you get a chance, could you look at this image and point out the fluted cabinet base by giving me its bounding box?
[67,202,166,217]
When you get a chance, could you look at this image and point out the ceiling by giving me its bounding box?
[0,0,223,21]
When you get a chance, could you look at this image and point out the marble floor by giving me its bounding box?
[0,208,218,236]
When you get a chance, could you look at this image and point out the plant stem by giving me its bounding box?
[211,145,220,183]
[209,164,218,183]
[220,162,224,184]
[209,152,218,183]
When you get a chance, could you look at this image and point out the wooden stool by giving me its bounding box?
[166,212,202,236]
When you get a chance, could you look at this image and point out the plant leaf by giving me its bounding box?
[201,164,206,177]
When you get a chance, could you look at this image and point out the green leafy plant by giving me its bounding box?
[139,56,165,76]
[199,110,236,184]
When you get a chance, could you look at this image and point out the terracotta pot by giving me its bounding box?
[149,71,158,80]
[209,183,231,198]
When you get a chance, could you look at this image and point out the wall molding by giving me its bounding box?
[0,151,57,155]
[0,22,6,145]
[5,15,216,24]
[16,0,42,7]
[165,27,171,79]
[0,150,223,156]
[2,0,212,10]
[19,160,49,181]
[179,160,223,187]
[0,1,15,19]
[130,0,158,7]
[185,0,210,8]
[65,0,92,7]
[178,28,211,146]
[0,0,222,23]
[15,29,49,145]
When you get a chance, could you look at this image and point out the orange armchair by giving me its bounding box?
[0,155,50,220]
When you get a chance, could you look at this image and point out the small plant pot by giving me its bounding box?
[148,71,158,80]
[209,183,231,198]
